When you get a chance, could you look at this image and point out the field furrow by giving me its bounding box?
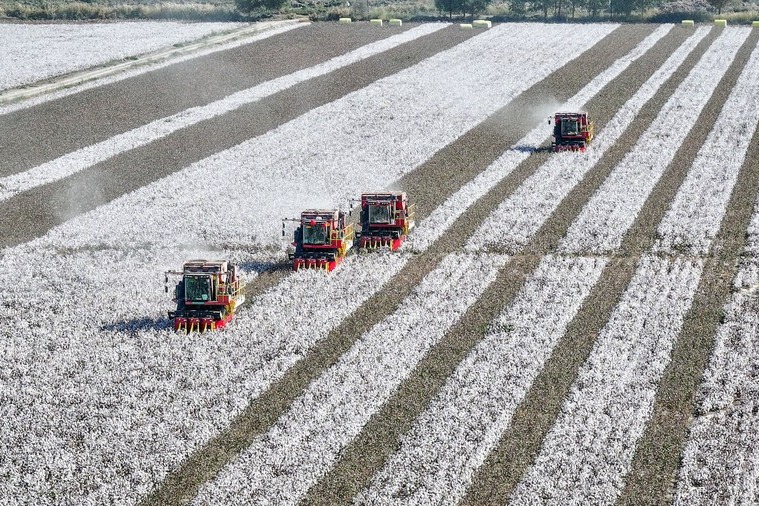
[358,255,606,505]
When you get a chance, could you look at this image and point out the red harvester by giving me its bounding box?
[551,111,594,151]
[165,259,245,332]
[352,192,415,251]
[284,209,355,272]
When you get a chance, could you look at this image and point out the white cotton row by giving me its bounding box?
[0,22,248,92]
[511,255,703,505]
[674,257,759,505]
[653,40,759,256]
[358,255,606,505]
[560,28,751,255]
[408,24,676,253]
[192,253,509,505]
[0,250,408,505]
[466,26,708,253]
[0,23,447,201]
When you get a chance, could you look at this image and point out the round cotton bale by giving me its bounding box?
[389,18,402,26]
[338,17,352,24]
[370,18,383,25]
[714,18,727,26]
[681,19,694,26]
[472,19,492,28]
[460,23,473,29]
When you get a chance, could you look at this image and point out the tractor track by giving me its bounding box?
[618,28,759,506]
[136,23,659,506]
[462,27,758,505]
[0,23,407,178]
[0,25,474,250]
[310,24,705,505]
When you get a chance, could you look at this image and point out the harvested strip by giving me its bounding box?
[674,259,759,505]
[0,251,408,505]
[359,255,606,505]
[0,22,406,176]
[191,253,508,505]
[620,28,759,505]
[653,40,759,255]
[408,24,677,253]
[0,24,447,202]
[467,26,708,253]
[511,256,703,505]
[560,28,749,255]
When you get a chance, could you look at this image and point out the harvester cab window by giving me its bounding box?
[303,223,329,245]
[368,204,392,224]
[185,275,212,302]
[561,118,580,136]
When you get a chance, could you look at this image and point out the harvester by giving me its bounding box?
[351,192,415,251]
[551,111,594,151]
[165,259,245,332]
[283,209,354,272]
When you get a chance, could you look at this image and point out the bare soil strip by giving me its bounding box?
[0,23,407,177]
[139,24,654,506]
[302,25,691,505]
[0,26,473,250]
[618,29,759,506]
[462,28,759,505]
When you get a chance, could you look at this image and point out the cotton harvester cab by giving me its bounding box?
[351,192,415,251]
[165,259,245,332]
[283,209,354,272]
[551,112,594,151]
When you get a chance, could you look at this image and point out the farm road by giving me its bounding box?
[0,25,474,250]
[0,23,404,177]
[138,23,660,506]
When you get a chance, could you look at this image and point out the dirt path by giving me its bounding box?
[0,23,405,177]
[619,28,759,506]
[138,23,658,506]
[0,26,473,250]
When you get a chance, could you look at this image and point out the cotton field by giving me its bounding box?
[1,19,759,506]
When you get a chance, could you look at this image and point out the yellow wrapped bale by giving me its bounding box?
[389,18,402,26]
[752,20,759,27]
[714,19,727,26]
[460,23,473,29]
[370,18,383,25]
[681,19,694,26]
[338,17,352,24]
[472,19,492,28]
